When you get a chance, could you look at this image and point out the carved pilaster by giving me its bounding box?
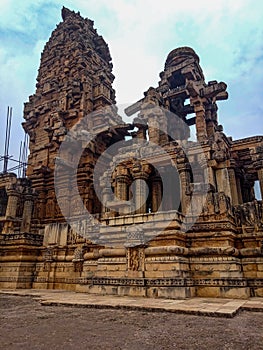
[134,175,148,214]
[151,175,162,212]
[215,167,231,199]
[101,186,112,215]
[205,104,214,138]
[193,100,207,143]
[2,187,20,234]
[132,163,151,214]
[73,246,84,273]
[228,166,239,205]
[177,164,191,214]
[115,175,129,201]
[114,165,130,202]
[5,188,19,218]
[21,193,35,233]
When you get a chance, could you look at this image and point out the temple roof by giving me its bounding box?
[165,46,200,69]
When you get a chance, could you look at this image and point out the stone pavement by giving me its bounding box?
[1,289,263,318]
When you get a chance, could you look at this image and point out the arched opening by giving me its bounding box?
[168,72,186,89]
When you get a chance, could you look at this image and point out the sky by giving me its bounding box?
[0,0,263,166]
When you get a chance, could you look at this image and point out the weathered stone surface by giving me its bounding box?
[0,7,263,299]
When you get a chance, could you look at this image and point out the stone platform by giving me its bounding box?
[1,289,262,318]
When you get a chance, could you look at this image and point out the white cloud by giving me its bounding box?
[0,0,262,164]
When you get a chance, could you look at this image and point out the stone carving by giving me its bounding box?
[127,247,145,272]
[73,247,84,261]
[43,247,54,272]
[0,7,263,299]
[130,249,140,271]
[125,225,145,247]
[43,247,54,262]
[212,127,230,162]
[73,246,84,273]
[234,201,262,228]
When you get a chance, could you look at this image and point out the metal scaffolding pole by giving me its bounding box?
[3,106,12,173]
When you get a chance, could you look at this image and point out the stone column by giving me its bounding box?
[205,104,214,138]
[114,165,130,202]
[148,116,160,145]
[38,191,47,220]
[207,166,217,190]
[2,187,20,233]
[228,167,239,205]
[102,186,112,215]
[131,163,151,215]
[177,165,191,214]
[133,174,148,214]
[5,187,19,218]
[203,158,217,191]
[216,167,232,198]
[193,100,207,143]
[147,110,169,146]
[151,176,162,212]
[116,175,129,201]
[21,194,35,232]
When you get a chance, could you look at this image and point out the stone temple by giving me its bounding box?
[0,7,262,299]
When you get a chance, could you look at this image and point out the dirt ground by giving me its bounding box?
[0,294,263,350]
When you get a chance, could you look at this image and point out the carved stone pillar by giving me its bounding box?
[148,116,160,145]
[116,175,129,201]
[207,166,217,190]
[38,190,47,220]
[21,193,35,233]
[151,176,162,212]
[203,158,217,190]
[114,165,130,202]
[193,100,207,142]
[147,113,169,146]
[2,187,20,233]
[228,167,239,205]
[177,165,191,214]
[132,163,151,215]
[102,186,112,215]
[5,187,19,218]
[205,104,214,138]
[134,175,148,214]
[216,167,231,199]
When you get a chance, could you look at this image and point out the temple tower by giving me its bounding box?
[23,7,123,223]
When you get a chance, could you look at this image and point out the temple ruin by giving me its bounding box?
[0,7,262,299]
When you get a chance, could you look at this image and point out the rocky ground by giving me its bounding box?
[0,294,263,350]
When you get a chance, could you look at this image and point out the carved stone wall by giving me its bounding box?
[0,7,263,299]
